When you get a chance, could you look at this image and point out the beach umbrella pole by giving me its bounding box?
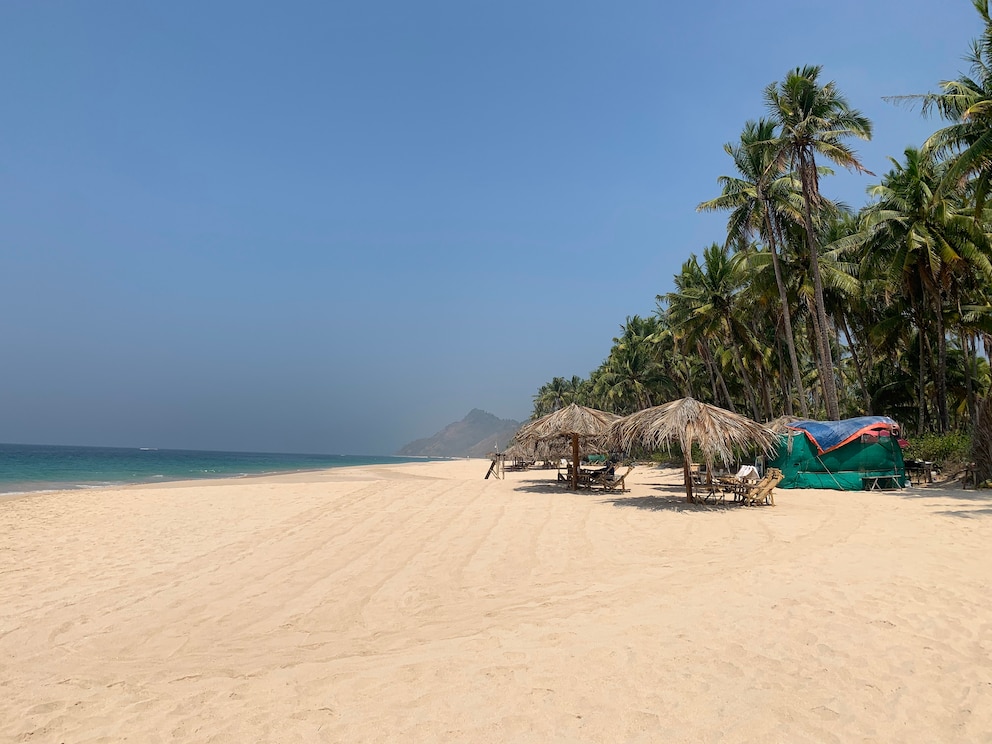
[683,453,693,502]
[572,434,580,490]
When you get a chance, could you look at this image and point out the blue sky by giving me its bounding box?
[0,1,981,454]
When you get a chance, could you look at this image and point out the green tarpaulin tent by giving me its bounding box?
[769,416,907,490]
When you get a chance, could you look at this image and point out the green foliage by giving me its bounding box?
[904,431,972,466]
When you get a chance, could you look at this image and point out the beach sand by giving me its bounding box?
[1,459,990,743]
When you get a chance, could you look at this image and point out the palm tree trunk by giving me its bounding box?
[775,332,794,416]
[699,341,735,412]
[729,338,761,420]
[766,206,809,417]
[965,330,977,426]
[807,303,830,418]
[698,340,720,404]
[918,328,926,435]
[797,154,840,419]
[840,316,871,414]
[682,357,695,399]
[760,366,774,421]
[934,297,949,432]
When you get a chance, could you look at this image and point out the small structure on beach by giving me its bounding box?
[609,397,778,503]
[512,404,620,490]
[769,416,907,490]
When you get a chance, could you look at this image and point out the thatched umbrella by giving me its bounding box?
[608,397,778,503]
[513,403,620,490]
[504,438,572,464]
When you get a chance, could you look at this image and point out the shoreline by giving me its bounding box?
[2,459,989,741]
[0,453,458,502]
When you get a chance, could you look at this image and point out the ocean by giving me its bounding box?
[0,443,436,495]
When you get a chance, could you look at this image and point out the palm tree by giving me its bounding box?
[594,316,669,413]
[922,0,992,212]
[842,146,992,430]
[698,118,810,416]
[532,375,587,418]
[765,65,873,419]
[820,212,871,415]
[664,244,761,418]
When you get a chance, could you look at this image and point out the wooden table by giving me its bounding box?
[905,461,934,484]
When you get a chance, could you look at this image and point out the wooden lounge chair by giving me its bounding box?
[601,466,633,492]
[741,468,783,506]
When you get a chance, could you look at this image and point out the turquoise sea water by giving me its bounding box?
[0,443,435,495]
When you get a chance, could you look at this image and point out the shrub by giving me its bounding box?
[904,432,972,467]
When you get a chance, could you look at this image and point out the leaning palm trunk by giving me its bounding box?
[766,204,809,417]
[933,287,950,432]
[798,157,840,420]
[699,340,735,412]
[918,326,927,435]
[728,337,761,421]
[806,299,831,417]
[839,315,872,414]
[971,396,992,485]
[774,333,794,414]
[964,329,978,426]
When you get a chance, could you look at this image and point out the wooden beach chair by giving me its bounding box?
[601,466,633,492]
[690,464,705,486]
[741,468,783,506]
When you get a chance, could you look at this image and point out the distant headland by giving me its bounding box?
[396,409,521,458]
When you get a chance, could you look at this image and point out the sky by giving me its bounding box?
[0,0,983,454]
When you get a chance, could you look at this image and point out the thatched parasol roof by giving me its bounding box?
[514,403,621,443]
[504,439,573,461]
[608,397,778,502]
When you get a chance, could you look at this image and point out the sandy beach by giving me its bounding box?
[2,459,990,743]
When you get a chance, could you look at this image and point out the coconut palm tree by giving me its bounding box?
[532,375,587,418]
[921,0,992,212]
[664,244,761,418]
[765,65,873,420]
[840,146,992,431]
[595,317,669,413]
[698,119,810,417]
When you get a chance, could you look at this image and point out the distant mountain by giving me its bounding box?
[396,409,522,458]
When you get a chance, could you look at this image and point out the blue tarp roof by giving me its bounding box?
[786,416,900,455]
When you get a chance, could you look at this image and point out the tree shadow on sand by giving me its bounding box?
[863,479,992,518]
[892,484,992,502]
[933,507,992,519]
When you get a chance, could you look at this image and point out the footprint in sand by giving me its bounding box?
[26,700,63,716]
[47,620,73,642]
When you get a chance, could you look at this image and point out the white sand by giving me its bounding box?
[1,459,990,743]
